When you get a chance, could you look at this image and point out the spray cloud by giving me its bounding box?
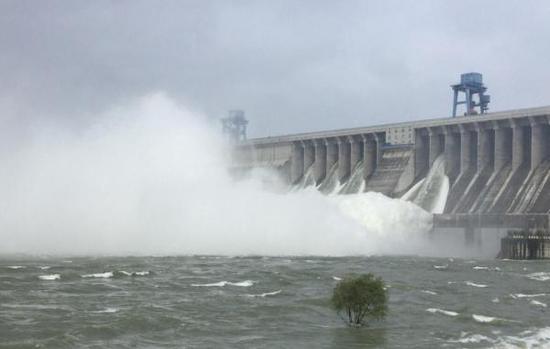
[0,93,435,256]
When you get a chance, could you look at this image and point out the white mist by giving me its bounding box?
[0,93,435,256]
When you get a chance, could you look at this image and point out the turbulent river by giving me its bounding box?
[2,255,550,348]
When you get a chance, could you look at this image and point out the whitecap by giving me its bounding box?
[494,327,550,348]
[191,280,254,287]
[192,281,227,287]
[426,308,458,317]
[246,290,282,298]
[433,264,448,270]
[6,266,25,270]
[119,270,149,277]
[530,300,547,308]
[38,266,51,270]
[228,280,254,287]
[93,307,119,313]
[472,314,497,323]
[465,281,488,288]
[332,276,342,281]
[81,272,113,279]
[421,290,437,295]
[473,266,489,270]
[526,272,550,281]
[492,297,500,303]
[38,274,60,281]
[510,293,546,299]
[451,333,495,344]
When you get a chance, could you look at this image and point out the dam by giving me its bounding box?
[231,105,550,235]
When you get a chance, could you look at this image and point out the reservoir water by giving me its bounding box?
[2,255,549,348]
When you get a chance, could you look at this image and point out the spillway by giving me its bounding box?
[231,106,550,231]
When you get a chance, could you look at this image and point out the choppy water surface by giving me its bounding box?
[1,256,549,348]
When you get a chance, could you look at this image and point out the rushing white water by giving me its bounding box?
[402,154,449,214]
[291,163,316,191]
[317,163,340,194]
[0,93,438,256]
[339,160,365,194]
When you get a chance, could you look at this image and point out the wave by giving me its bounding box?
[472,314,517,324]
[450,333,494,344]
[530,300,547,308]
[6,266,25,269]
[81,272,114,279]
[245,290,281,297]
[426,308,458,317]
[118,270,150,277]
[526,272,550,281]
[191,280,254,287]
[496,327,550,347]
[38,274,60,281]
[451,327,550,347]
[421,290,437,295]
[93,307,119,313]
[465,281,488,288]
[510,293,546,299]
[472,314,497,323]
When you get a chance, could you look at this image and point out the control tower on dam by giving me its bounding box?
[232,105,550,231]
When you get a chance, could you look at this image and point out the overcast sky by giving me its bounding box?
[1,0,549,138]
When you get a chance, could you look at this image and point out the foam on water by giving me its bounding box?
[472,314,497,323]
[81,272,114,279]
[119,270,150,277]
[495,327,550,348]
[452,327,550,347]
[529,300,547,308]
[426,308,458,317]
[245,290,281,297]
[93,307,119,313]
[526,272,550,281]
[451,332,494,344]
[465,281,488,288]
[510,293,546,299]
[38,274,60,280]
[421,290,437,295]
[191,280,254,287]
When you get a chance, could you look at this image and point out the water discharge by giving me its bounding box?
[402,154,450,214]
[0,93,437,256]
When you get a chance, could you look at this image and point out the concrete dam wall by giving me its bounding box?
[232,106,550,225]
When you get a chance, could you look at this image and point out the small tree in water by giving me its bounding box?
[331,273,388,327]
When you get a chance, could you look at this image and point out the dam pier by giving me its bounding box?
[231,105,550,246]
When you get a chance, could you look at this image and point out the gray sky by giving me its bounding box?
[1,0,549,137]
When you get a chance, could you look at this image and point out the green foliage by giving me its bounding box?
[331,273,388,326]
